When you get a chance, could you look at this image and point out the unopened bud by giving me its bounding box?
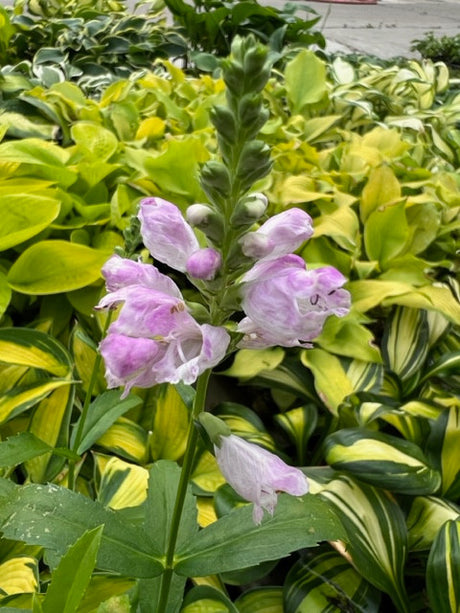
[186,204,225,243]
[186,248,222,281]
[198,412,231,446]
[230,192,268,227]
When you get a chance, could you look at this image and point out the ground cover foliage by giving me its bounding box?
[0,0,459,611]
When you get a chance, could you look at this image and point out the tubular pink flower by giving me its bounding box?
[240,208,314,259]
[96,256,230,396]
[238,254,351,348]
[214,434,309,524]
[186,248,222,281]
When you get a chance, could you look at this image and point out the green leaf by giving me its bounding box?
[407,496,460,551]
[174,494,345,577]
[324,428,441,494]
[0,270,11,320]
[0,432,52,468]
[235,587,283,613]
[0,193,60,251]
[74,390,143,455]
[8,241,110,295]
[427,520,460,613]
[71,122,119,162]
[285,50,327,114]
[0,484,163,578]
[221,348,285,381]
[97,456,148,510]
[42,526,103,613]
[77,576,136,613]
[364,200,408,267]
[321,476,409,613]
[427,405,460,499]
[284,550,381,612]
[182,586,238,613]
[360,165,401,222]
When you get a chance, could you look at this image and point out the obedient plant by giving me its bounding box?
[90,35,351,611]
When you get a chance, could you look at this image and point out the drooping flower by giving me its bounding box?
[214,433,309,524]
[238,254,351,348]
[139,197,221,280]
[96,256,230,396]
[239,208,314,259]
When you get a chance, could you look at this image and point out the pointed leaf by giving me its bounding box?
[427,520,460,613]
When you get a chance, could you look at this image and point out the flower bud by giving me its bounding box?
[186,204,225,243]
[230,192,268,227]
[186,247,222,281]
[198,412,231,446]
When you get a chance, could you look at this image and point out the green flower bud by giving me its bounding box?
[236,141,272,191]
[243,44,269,78]
[186,204,225,243]
[198,412,231,447]
[201,160,232,196]
[210,105,237,145]
[230,192,268,227]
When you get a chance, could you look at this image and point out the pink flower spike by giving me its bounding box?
[214,434,309,525]
[240,208,314,259]
[186,248,222,281]
[139,197,199,272]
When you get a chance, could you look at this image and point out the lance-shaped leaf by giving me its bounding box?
[235,587,283,613]
[324,427,441,494]
[427,405,460,499]
[174,494,345,577]
[427,520,460,613]
[284,550,381,612]
[320,476,410,613]
[407,496,460,551]
[0,483,163,578]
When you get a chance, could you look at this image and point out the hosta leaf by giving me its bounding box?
[427,520,460,613]
[427,405,460,499]
[8,241,110,295]
[42,526,103,613]
[98,456,148,510]
[284,550,381,612]
[364,200,408,267]
[71,325,106,395]
[0,556,38,596]
[285,50,327,114]
[407,496,460,551]
[0,379,72,426]
[95,417,148,463]
[77,576,136,613]
[175,494,345,577]
[220,348,285,381]
[317,314,382,363]
[324,428,441,494]
[0,193,60,251]
[150,384,190,461]
[0,328,72,377]
[236,587,283,613]
[191,450,226,494]
[71,122,118,162]
[0,483,162,578]
[360,165,401,222]
[382,307,429,383]
[320,476,409,613]
[0,270,11,320]
[274,404,317,465]
[181,586,238,613]
[214,403,275,450]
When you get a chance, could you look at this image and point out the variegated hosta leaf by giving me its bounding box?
[324,427,441,494]
[427,404,460,500]
[150,383,190,461]
[191,450,226,495]
[71,324,106,396]
[382,307,429,387]
[320,476,410,613]
[0,556,38,596]
[284,550,381,612]
[274,404,317,465]
[97,456,149,510]
[427,520,460,613]
[96,417,148,464]
[214,403,275,451]
[236,587,283,612]
[407,496,460,551]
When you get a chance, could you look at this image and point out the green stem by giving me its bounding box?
[68,311,113,491]
[157,369,211,613]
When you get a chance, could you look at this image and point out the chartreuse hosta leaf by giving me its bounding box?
[407,496,460,551]
[320,476,410,613]
[284,550,381,612]
[427,404,460,499]
[301,349,383,414]
[77,576,135,613]
[324,428,441,494]
[0,483,163,578]
[382,307,429,386]
[181,586,238,613]
[97,456,149,510]
[95,416,149,464]
[427,520,460,613]
[275,404,317,465]
[0,555,39,597]
[150,384,190,461]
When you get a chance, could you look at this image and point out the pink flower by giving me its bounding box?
[139,197,221,280]
[238,254,351,348]
[214,434,309,524]
[96,256,229,396]
[240,208,314,259]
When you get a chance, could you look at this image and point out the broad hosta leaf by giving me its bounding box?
[360,165,401,222]
[0,193,60,251]
[71,122,119,162]
[181,586,238,613]
[221,348,285,381]
[150,384,190,461]
[0,484,163,578]
[0,379,72,426]
[382,307,429,383]
[320,476,410,613]
[427,405,460,499]
[8,241,110,295]
[407,496,460,551]
[274,404,317,465]
[284,550,381,612]
[0,328,72,377]
[98,456,148,510]
[0,556,38,596]
[175,494,345,577]
[42,526,103,613]
[364,200,409,267]
[427,520,460,613]
[324,428,441,494]
[236,587,283,613]
[285,50,327,114]
[96,417,148,464]
[73,390,142,455]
